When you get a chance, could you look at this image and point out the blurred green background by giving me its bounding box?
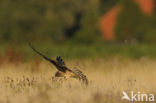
[0,0,156,60]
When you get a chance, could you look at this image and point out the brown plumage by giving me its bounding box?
[29,43,88,85]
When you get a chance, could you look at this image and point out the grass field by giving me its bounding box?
[0,58,156,103]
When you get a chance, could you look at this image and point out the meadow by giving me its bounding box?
[0,0,156,102]
[0,57,156,103]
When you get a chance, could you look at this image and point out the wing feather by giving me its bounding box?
[29,43,67,72]
[56,56,66,66]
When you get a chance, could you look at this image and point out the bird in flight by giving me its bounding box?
[29,43,88,85]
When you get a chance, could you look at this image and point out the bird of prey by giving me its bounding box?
[29,43,88,85]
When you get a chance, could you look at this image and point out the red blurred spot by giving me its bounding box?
[135,0,154,16]
[99,0,154,41]
[100,5,121,41]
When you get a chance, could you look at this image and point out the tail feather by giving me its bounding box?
[72,69,88,85]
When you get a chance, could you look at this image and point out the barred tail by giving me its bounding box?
[72,69,89,85]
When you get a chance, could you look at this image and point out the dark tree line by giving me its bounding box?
[0,0,155,44]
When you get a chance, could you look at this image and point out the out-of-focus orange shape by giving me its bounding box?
[100,0,154,41]
[135,0,154,16]
[100,5,121,41]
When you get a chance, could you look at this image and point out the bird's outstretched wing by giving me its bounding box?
[29,43,55,63]
[56,56,66,66]
[29,43,67,72]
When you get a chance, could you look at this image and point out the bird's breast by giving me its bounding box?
[65,70,76,78]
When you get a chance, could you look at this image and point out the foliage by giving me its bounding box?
[0,0,101,43]
[0,0,156,59]
[116,0,156,43]
[0,0,156,44]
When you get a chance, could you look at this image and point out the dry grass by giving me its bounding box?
[0,58,156,103]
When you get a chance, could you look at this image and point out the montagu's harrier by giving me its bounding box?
[29,43,88,85]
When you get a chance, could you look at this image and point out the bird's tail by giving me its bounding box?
[72,69,88,85]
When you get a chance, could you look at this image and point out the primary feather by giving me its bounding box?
[56,56,66,66]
